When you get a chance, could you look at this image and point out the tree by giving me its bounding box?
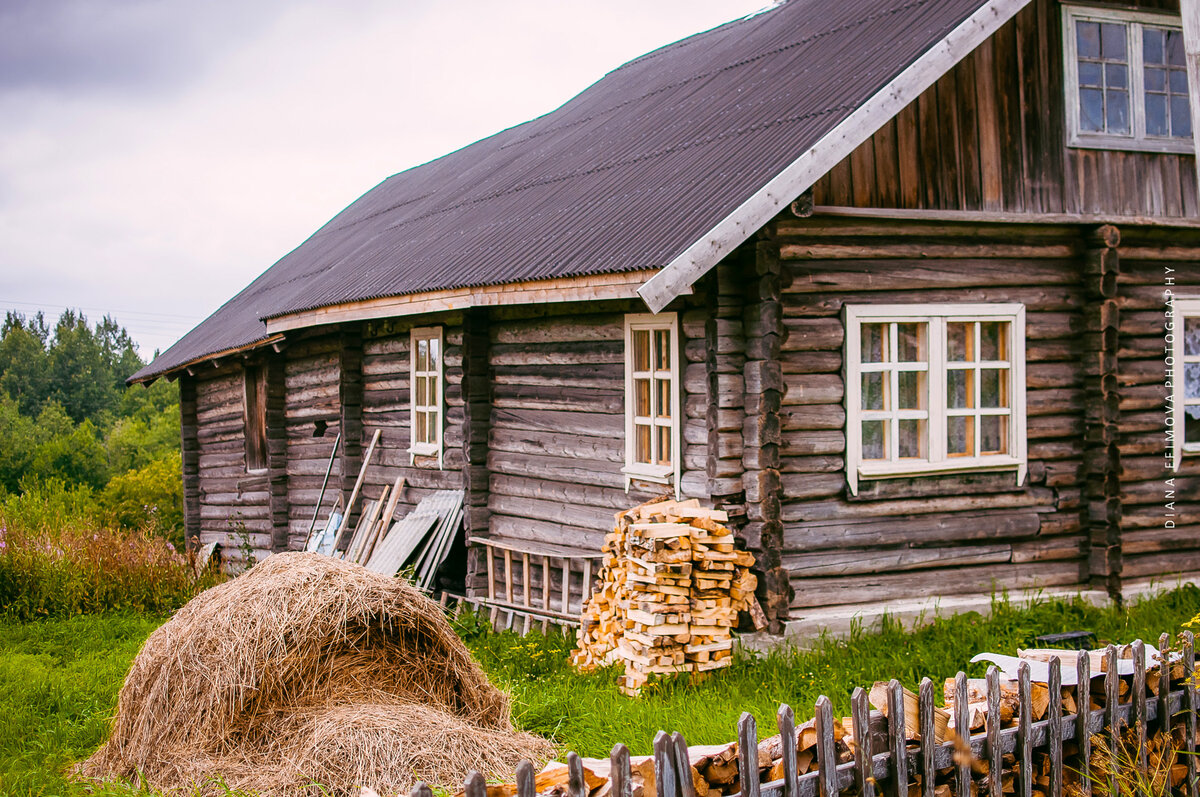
[0,313,50,414]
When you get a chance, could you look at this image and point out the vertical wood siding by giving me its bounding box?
[811,0,1197,218]
[284,334,343,550]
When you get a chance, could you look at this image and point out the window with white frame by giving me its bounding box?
[845,305,1028,496]
[1063,6,1193,153]
[1172,297,1200,469]
[623,313,680,492]
[409,326,443,466]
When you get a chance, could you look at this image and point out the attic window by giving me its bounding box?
[1063,6,1193,153]
[409,326,444,467]
[243,364,268,472]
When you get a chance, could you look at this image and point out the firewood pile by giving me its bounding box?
[479,644,1191,797]
[569,499,759,695]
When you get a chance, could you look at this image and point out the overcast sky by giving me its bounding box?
[0,0,767,359]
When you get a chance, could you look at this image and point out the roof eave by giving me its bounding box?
[637,0,1035,314]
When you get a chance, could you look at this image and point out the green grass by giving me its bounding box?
[4,586,1200,795]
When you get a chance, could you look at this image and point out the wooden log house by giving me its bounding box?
[134,0,1200,636]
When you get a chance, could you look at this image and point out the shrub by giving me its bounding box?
[99,453,184,546]
[0,506,218,620]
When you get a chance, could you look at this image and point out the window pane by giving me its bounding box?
[1101,23,1126,61]
[862,420,886,460]
[656,426,672,466]
[415,410,427,445]
[1147,92,1169,136]
[635,378,650,417]
[948,369,974,409]
[862,372,886,411]
[417,339,428,372]
[415,376,427,407]
[1187,407,1200,445]
[1186,363,1200,400]
[1171,69,1189,95]
[1145,28,1165,64]
[1185,317,1200,356]
[1106,89,1130,134]
[981,415,1009,455]
[1079,61,1104,88]
[1080,88,1105,132]
[980,368,1009,409]
[898,370,926,410]
[1168,29,1186,66]
[654,329,671,371]
[633,330,650,371]
[1077,21,1101,59]
[655,378,671,418]
[948,323,972,362]
[428,336,439,363]
[1105,63,1127,90]
[1172,96,1192,138]
[1145,66,1167,93]
[898,419,926,459]
[861,323,886,363]
[635,424,652,464]
[948,416,974,457]
[897,323,926,362]
[980,322,1007,361]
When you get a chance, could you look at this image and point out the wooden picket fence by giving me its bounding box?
[414,632,1200,797]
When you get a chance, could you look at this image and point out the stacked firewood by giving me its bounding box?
[570,499,759,695]
[483,646,1188,797]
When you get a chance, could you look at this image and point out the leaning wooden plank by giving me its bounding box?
[416,493,464,590]
[409,493,459,581]
[192,541,219,578]
[364,513,438,575]
[360,477,404,564]
[350,488,389,563]
[341,498,381,561]
[332,428,382,552]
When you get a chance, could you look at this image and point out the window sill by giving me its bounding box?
[622,464,674,485]
[408,444,439,457]
[1067,135,1194,155]
[858,456,1026,481]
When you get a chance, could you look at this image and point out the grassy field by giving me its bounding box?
[4,586,1200,796]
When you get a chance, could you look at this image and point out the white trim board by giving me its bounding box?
[637,0,1034,313]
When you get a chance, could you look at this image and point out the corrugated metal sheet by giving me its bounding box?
[133,0,989,382]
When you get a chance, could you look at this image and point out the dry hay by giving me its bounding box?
[80,551,553,795]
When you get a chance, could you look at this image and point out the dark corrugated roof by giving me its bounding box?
[133,0,991,382]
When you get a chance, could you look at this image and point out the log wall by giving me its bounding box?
[283,333,343,550]
[811,0,1197,218]
[775,218,1092,613]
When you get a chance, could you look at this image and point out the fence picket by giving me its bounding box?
[887,680,908,797]
[672,732,696,797]
[1048,657,1062,797]
[464,771,486,797]
[1186,631,1197,797]
[737,713,759,797]
[611,743,632,797]
[986,666,1002,797]
[851,688,876,797]
[918,678,936,797]
[952,672,970,797]
[411,782,434,797]
[1104,645,1119,797]
[568,751,588,797]
[1017,661,1033,797]
[778,704,799,797]
[816,696,838,797]
[516,760,535,797]
[1158,632,1171,737]
[1132,639,1147,775]
[1076,650,1091,797]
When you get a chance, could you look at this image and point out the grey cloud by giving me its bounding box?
[0,0,289,95]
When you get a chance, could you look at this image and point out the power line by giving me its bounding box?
[0,298,203,323]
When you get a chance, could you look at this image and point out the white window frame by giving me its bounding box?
[1172,296,1200,470]
[622,313,681,496]
[409,325,444,467]
[845,304,1028,496]
[1062,5,1194,154]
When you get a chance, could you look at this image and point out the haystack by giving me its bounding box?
[80,552,553,795]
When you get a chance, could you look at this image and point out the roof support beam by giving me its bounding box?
[637,0,1034,313]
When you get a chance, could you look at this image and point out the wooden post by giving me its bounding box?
[737,713,760,797]
[742,236,791,630]
[516,761,535,797]
[918,678,936,797]
[610,744,633,797]
[953,672,970,797]
[1017,662,1033,797]
[463,772,486,797]
[179,375,202,550]
[1048,657,1063,797]
[1081,226,1122,597]
[265,353,290,551]
[672,732,696,797]
[1184,631,1197,797]
[461,307,492,596]
[657,730,681,797]
[339,324,365,533]
[1132,639,1147,775]
[1158,633,1171,738]
[851,688,876,797]
[986,667,1002,797]
[705,260,748,550]
[1104,645,1119,797]
[568,752,587,797]
[1076,650,1092,797]
[412,783,434,797]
